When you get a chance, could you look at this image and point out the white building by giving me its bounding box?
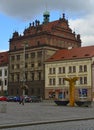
[0,52,8,96]
[45,46,94,101]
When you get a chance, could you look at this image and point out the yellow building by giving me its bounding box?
[45,46,94,101]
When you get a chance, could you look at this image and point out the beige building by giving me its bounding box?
[0,51,8,96]
[45,46,94,101]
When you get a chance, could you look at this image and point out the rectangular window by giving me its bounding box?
[12,65,14,70]
[58,67,65,74]
[58,67,61,74]
[53,78,55,85]
[0,70,2,76]
[37,51,42,57]
[79,65,83,72]
[31,52,35,58]
[80,77,83,84]
[49,68,55,74]
[31,88,34,94]
[49,68,51,74]
[25,54,28,59]
[4,69,7,76]
[38,62,41,67]
[25,72,28,81]
[11,74,14,82]
[63,78,65,85]
[84,65,87,72]
[16,55,20,60]
[31,63,34,67]
[49,78,55,85]
[79,77,87,84]
[49,78,52,85]
[25,63,28,68]
[84,77,87,84]
[5,79,7,85]
[79,89,87,97]
[11,56,15,61]
[69,66,72,73]
[63,67,65,73]
[49,68,52,74]
[38,72,41,80]
[58,78,65,85]
[37,88,41,95]
[53,68,55,74]
[17,64,20,69]
[17,74,20,82]
[31,73,34,81]
[73,66,76,73]
[0,80,2,85]
[58,78,61,85]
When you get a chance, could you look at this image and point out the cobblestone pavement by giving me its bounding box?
[0,101,94,129]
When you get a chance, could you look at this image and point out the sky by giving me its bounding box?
[0,0,94,52]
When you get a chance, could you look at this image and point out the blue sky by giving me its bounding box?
[0,0,94,51]
[0,13,27,51]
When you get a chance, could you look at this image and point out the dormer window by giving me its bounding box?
[85,54,89,56]
[37,41,40,46]
[14,46,16,50]
[72,55,77,58]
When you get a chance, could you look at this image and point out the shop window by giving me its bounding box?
[79,88,87,98]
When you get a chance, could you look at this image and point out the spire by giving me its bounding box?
[63,13,65,19]
[43,11,50,24]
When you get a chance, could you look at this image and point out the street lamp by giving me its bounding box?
[1,80,4,96]
[21,42,28,98]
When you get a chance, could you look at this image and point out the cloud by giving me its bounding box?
[69,14,94,46]
[0,0,94,46]
[0,49,7,52]
[0,0,93,20]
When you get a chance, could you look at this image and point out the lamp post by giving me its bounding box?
[21,42,28,98]
[1,80,4,96]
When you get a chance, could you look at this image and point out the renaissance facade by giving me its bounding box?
[8,12,81,98]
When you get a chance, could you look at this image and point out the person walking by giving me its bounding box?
[22,96,25,105]
[19,96,25,105]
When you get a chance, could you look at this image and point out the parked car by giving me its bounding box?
[30,96,41,102]
[7,96,15,102]
[13,96,20,102]
[0,96,7,101]
[24,96,31,103]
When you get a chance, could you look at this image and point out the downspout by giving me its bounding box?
[91,61,94,102]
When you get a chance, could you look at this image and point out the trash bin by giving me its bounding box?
[0,103,7,113]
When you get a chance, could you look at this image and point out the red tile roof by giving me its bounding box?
[0,51,8,66]
[42,20,59,31]
[46,46,94,62]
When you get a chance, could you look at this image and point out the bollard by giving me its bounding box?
[0,103,7,113]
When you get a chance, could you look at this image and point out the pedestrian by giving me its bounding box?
[19,96,21,104]
[22,96,25,105]
[19,96,24,105]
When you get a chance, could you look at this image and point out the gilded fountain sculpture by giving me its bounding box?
[64,77,79,107]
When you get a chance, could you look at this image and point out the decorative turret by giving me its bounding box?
[77,34,81,42]
[43,11,50,24]
[12,31,19,38]
[62,13,65,19]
